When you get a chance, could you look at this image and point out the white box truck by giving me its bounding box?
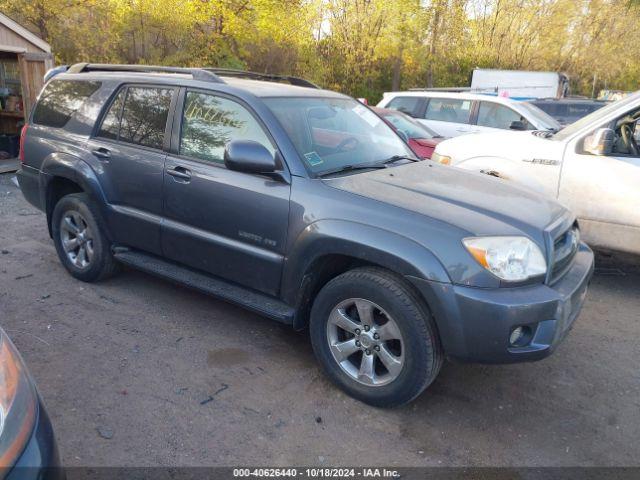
[471,69,570,99]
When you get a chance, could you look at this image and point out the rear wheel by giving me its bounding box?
[310,267,443,407]
[51,193,119,282]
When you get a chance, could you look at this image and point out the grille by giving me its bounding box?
[550,224,579,282]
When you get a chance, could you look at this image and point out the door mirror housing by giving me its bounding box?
[224,140,277,173]
[396,130,409,142]
[509,120,527,131]
[583,128,614,156]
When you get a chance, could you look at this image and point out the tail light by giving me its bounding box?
[18,123,28,163]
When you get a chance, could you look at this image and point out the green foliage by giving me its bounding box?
[1,0,639,100]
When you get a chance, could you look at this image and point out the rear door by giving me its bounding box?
[87,84,176,255]
[418,97,475,137]
[161,89,290,295]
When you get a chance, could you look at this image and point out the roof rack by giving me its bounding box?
[205,68,319,89]
[64,63,319,89]
[66,63,225,83]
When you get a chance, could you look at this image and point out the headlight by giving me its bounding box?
[432,152,451,165]
[0,329,37,468]
[463,236,547,282]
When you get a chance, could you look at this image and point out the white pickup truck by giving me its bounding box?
[432,91,640,254]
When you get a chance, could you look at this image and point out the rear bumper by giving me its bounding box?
[16,165,45,211]
[409,243,594,363]
[6,396,64,480]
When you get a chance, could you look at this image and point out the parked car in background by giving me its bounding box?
[433,91,640,255]
[0,326,62,479]
[371,107,444,159]
[531,98,607,127]
[18,63,593,407]
[377,91,560,138]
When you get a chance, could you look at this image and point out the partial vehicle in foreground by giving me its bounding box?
[371,107,444,159]
[377,91,560,138]
[19,64,593,407]
[433,91,640,255]
[0,327,62,479]
[531,98,607,127]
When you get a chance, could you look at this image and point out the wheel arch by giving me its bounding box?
[283,220,450,330]
[41,153,109,238]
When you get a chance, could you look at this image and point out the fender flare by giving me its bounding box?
[40,152,110,236]
[281,219,451,308]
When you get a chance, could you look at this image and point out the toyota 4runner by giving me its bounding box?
[17,64,594,407]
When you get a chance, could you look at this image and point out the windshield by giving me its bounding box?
[381,111,439,139]
[552,91,640,141]
[264,97,416,175]
[517,101,561,131]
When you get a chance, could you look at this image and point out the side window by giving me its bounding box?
[386,96,420,116]
[97,89,126,140]
[424,98,472,124]
[32,80,101,128]
[477,102,530,130]
[119,87,173,149]
[180,91,275,164]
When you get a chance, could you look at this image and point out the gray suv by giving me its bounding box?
[18,64,594,407]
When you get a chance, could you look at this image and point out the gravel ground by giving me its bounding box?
[1,172,639,467]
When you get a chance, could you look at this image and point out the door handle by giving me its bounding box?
[166,166,192,181]
[92,148,111,160]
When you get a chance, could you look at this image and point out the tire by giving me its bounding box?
[310,267,443,408]
[51,193,119,282]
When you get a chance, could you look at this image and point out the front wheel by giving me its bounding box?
[310,267,443,407]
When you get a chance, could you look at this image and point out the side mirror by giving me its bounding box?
[583,128,614,156]
[397,130,409,142]
[224,140,277,173]
[509,120,526,131]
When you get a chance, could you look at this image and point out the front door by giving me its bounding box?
[87,85,176,255]
[559,133,640,253]
[161,89,290,295]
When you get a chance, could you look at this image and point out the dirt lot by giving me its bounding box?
[1,172,639,467]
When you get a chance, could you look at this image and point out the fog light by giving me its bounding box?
[509,327,525,347]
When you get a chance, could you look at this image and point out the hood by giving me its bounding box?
[436,130,565,165]
[324,160,567,239]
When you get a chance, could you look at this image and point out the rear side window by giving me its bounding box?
[32,80,101,128]
[477,101,530,129]
[385,96,421,116]
[180,91,274,164]
[97,86,173,149]
[120,87,173,149]
[423,98,472,124]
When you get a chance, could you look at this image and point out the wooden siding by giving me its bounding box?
[0,25,46,53]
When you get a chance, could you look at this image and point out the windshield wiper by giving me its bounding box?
[380,155,420,164]
[318,155,419,178]
[318,163,388,177]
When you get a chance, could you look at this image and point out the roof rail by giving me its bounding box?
[66,63,225,83]
[205,68,319,89]
[408,87,472,92]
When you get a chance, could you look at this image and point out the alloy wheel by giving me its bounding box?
[60,211,94,269]
[326,298,405,386]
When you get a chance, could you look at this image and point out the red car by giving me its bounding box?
[372,107,445,159]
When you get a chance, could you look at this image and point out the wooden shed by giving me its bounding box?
[0,13,52,169]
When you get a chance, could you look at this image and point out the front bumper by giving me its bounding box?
[6,396,64,480]
[409,243,594,363]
